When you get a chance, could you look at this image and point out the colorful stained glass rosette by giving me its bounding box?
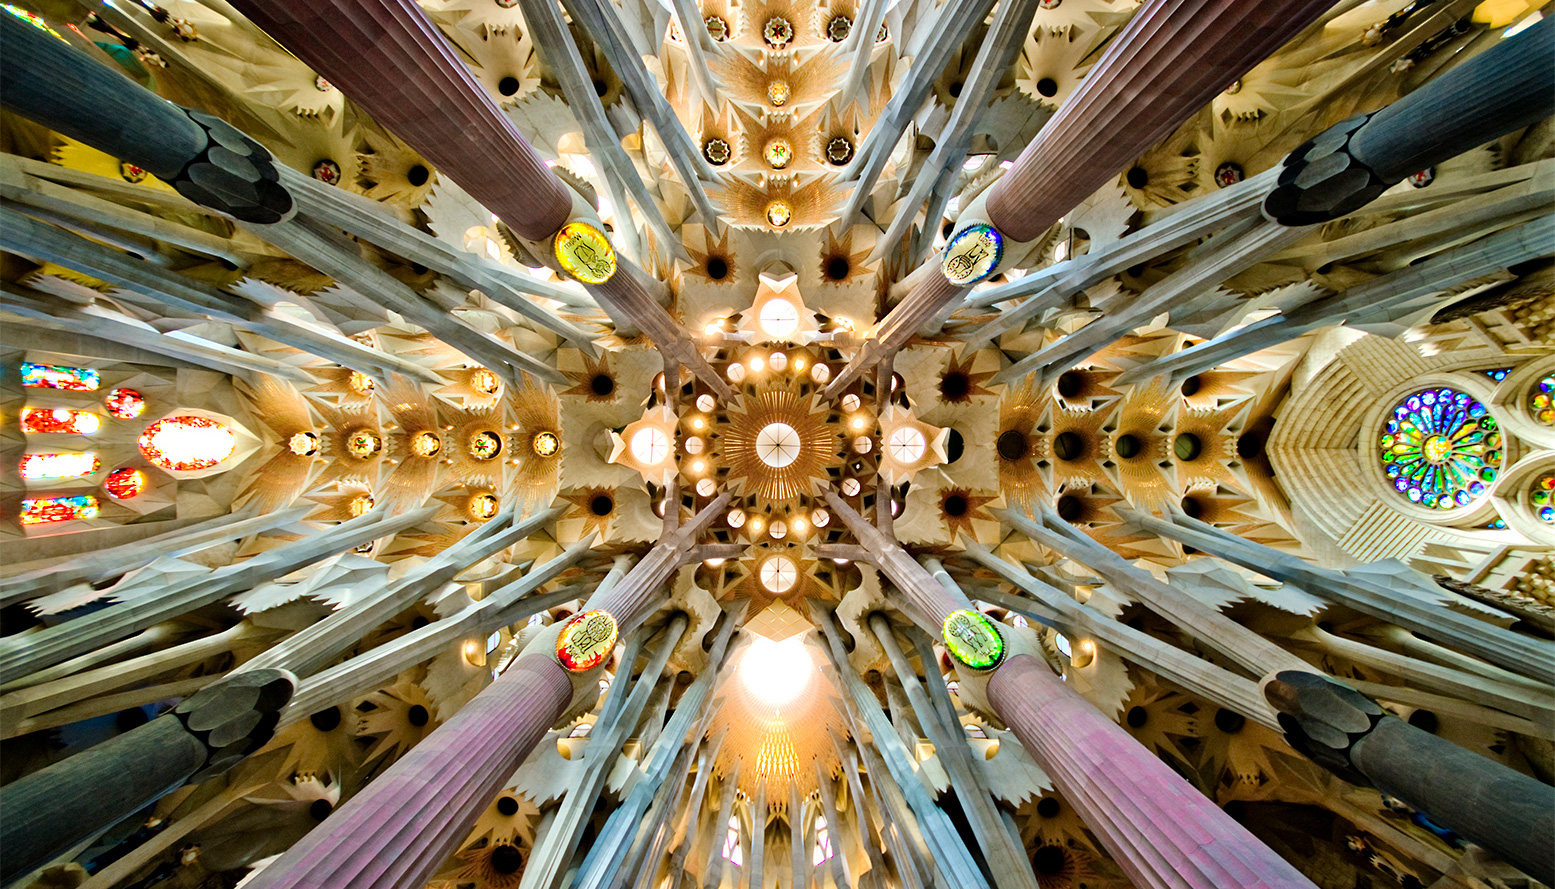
[941,609,1005,671]
[20,453,100,480]
[1532,474,1554,525]
[1378,387,1501,511]
[555,610,619,672]
[21,407,100,435]
[104,388,146,419]
[104,468,148,499]
[139,416,236,471]
[21,363,99,391]
[1530,375,1553,426]
[21,494,98,525]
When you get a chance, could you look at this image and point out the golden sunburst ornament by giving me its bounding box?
[716,389,839,502]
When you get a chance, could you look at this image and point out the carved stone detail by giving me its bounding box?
[1262,114,1390,226]
[174,668,296,781]
[1263,669,1384,786]
[170,110,296,225]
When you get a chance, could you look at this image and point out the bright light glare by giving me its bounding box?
[741,636,812,705]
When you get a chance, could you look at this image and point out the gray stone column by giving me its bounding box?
[0,669,294,882]
[1264,15,1555,224]
[0,12,292,223]
[1266,671,1555,885]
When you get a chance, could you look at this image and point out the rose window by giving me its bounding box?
[1378,387,1501,511]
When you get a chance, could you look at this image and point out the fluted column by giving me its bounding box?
[1265,14,1555,224]
[243,653,573,889]
[227,0,736,395]
[226,0,569,239]
[989,656,1316,889]
[827,0,1334,394]
[1267,671,1555,885]
[987,0,1333,240]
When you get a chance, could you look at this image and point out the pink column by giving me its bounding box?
[228,0,572,240]
[987,655,1316,889]
[243,653,574,889]
[987,0,1332,240]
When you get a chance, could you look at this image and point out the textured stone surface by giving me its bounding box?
[989,655,1318,889]
[1267,670,1555,885]
[0,12,293,224]
[0,670,295,882]
[1262,114,1389,226]
[228,0,573,240]
[987,0,1334,241]
[242,653,574,889]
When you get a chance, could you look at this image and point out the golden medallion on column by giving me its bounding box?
[553,222,617,284]
[556,609,619,672]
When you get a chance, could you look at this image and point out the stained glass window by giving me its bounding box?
[20,453,100,480]
[21,494,99,525]
[1530,374,1553,426]
[1481,368,1511,382]
[104,467,148,499]
[104,388,146,419]
[139,416,236,471]
[21,363,100,391]
[20,407,100,435]
[1379,387,1501,511]
[1533,474,1554,525]
[3,4,66,41]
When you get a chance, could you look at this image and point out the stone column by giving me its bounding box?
[228,0,734,394]
[0,669,294,882]
[587,494,730,633]
[0,506,310,606]
[1264,14,1555,225]
[829,0,1334,395]
[988,656,1317,889]
[242,653,575,889]
[225,0,569,240]
[822,492,970,631]
[0,12,292,224]
[0,507,435,684]
[1266,671,1555,885]
[987,0,1333,240]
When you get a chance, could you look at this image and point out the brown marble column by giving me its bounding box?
[988,656,1317,889]
[240,653,574,889]
[226,0,571,240]
[987,0,1334,240]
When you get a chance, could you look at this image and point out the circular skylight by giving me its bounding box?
[756,422,802,468]
[741,636,811,706]
[760,555,798,592]
[887,426,927,463]
[630,427,671,464]
[760,299,799,339]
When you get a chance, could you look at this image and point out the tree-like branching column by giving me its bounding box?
[1265,670,1555,885]
[0,669,295,882]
